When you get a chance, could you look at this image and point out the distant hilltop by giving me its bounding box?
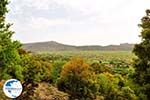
[22,41,134,52]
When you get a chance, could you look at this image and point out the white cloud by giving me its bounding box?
[8,0,150,45]
[29,17,69,28]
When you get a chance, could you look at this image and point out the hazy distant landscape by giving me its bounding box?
[22,41,134,52]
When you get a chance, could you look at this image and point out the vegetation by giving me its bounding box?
[57,58,98,100]
[0,0,23,80]
[132,9,150,100]
[0,0,150,100]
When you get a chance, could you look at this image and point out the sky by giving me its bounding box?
[6,0,150,46]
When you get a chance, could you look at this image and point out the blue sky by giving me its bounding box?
[7,0,150,46]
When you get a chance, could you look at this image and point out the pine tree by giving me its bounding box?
[133,9,150,99]
[0,0,23,80]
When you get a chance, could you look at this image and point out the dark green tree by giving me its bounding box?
[0,0,23,80]
[133,9,150,99]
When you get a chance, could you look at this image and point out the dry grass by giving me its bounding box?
[33,83,69,100]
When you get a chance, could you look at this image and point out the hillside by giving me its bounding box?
[22,41,134,52]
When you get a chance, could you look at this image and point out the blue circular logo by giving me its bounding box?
[3,79,23,98]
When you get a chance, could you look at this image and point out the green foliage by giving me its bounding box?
[133,9,150,99]
[90,62,111,74]
[22,55,52,82]
[41,51,134,64]
[97,73,137,100]
[50,60,66,84]
[57,57,98,100]
[97,72,116,99]
[17,53,52,100]
[0,0,23,80]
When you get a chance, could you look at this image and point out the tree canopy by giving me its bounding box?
[133,9,150,100]
[0,0,23,80]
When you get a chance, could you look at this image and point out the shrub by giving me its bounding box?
[97,72,117,99]
[50,60,66,84]
[23,55,52,82]
[17,54,52,100]
[97,73,137,100]
[90,62,111,74]
[57,57,98,100]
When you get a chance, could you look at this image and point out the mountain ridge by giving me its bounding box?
[22,41,134,52]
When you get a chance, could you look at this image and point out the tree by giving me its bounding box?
[17,54,51,100]
[133,9,150,99]
[57,57,98,100]
[0,0,23,80]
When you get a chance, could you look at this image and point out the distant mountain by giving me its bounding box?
[22,41,134,52]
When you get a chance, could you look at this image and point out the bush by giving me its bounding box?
[90,62,111,74]
[97,73,137,100]
[50,60,66,84]
[23,55,52,82]
[57,57,98,100]
[17,54,52,100]
[97,72,117,99]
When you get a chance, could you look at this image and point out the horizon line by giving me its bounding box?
[22,40,137,46]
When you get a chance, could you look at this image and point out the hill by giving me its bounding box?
[22,41,134,52]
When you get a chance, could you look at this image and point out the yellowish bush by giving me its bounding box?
[57,57,98,100]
